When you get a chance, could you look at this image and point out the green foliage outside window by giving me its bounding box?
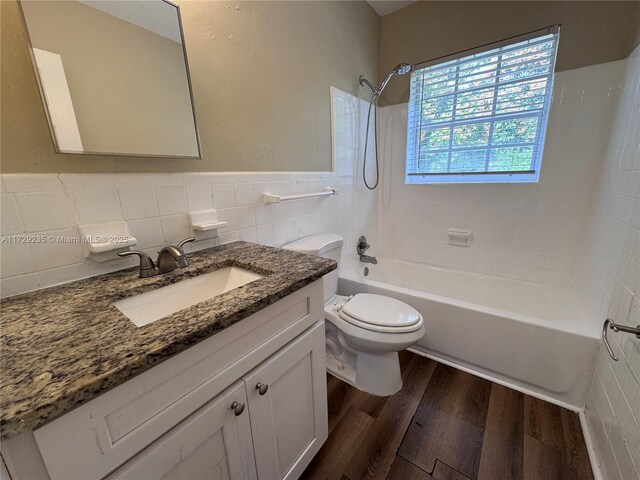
[407,33,558,182]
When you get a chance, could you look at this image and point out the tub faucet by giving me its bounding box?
[360,254,378,265]
[119,237,195,278]
[357,235,377,265]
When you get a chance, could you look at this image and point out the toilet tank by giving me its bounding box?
[282,233,343,303]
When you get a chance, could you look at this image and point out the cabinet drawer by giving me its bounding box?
[33,280,323,480]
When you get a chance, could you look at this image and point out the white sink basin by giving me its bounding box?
[114,267,263,327]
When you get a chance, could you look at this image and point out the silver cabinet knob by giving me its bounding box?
[230,401,245,416]
[256,383,269,395]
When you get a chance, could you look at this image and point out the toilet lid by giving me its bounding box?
[340,294,421,328]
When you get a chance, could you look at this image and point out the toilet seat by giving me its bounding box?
[338,294,423,333]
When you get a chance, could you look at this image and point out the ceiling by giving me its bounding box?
[367,1,416,17]
[78,0,182,43]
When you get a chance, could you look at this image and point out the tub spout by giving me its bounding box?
[360,254,377,264]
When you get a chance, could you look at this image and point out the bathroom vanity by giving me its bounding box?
[0,242,335,480]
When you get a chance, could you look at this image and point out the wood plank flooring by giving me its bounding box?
[301,352,593,480]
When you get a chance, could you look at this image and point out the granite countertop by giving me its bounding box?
[0,241,336,439]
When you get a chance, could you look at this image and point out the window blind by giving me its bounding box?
[406,28,559,184]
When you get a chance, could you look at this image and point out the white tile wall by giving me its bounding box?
[579,47,640,480]
[15,192,76,232]
[155,185,188,216]
[0,87,378,298]
[377,60,626,287]
[119,188,158,220]
[0,195,23,235]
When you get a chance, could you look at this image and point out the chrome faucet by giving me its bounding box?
[357,235,377,265]
[157,244,190,271]
[119,237,195,278]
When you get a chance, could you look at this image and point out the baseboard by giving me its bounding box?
[579,410,603,480]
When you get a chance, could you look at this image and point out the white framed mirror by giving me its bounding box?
[18,0,202,158]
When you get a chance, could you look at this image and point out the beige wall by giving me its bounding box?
[22,1,198,156]
[1,0,379,173]
[379,1,640,106]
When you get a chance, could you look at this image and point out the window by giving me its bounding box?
[406,27,559,184]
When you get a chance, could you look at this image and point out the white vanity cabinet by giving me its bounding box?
[1,280,328,480]
[243,322,327,480]
[108,324,327,480]
[106,381,257,480]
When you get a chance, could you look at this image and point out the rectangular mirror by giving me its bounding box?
[18,0,201,158]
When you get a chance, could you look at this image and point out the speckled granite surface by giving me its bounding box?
[0,241,335,439]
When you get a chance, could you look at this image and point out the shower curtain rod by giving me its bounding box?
[412,24,561,70]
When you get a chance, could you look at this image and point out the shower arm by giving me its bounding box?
[359,76,379,97]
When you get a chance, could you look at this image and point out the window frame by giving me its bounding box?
[405,26,560,185]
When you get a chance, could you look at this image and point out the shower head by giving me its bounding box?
[359,63,413,98]
[394,63,413,75]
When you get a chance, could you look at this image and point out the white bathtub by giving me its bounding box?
[339,258,600,409]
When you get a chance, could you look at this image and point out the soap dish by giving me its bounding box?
[188,209,227,232]
[78,221,137,262]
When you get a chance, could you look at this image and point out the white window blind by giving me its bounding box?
[406,27,559,184]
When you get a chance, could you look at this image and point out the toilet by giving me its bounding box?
[283,233,425,396]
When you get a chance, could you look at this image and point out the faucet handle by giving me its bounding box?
[356,235,370,255]
[118,250,157,277]
[176,237,196,253]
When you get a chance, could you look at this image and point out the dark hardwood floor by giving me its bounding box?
[301,351,593,480]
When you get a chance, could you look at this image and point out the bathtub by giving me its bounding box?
[339,258,600,409]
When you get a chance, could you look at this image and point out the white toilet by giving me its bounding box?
[283,233,425,396]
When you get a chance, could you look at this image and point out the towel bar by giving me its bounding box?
[263,187,337,204]
[602,318,640,361]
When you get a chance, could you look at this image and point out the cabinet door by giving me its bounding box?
[243,321,327,480]
[107,381,257,480]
